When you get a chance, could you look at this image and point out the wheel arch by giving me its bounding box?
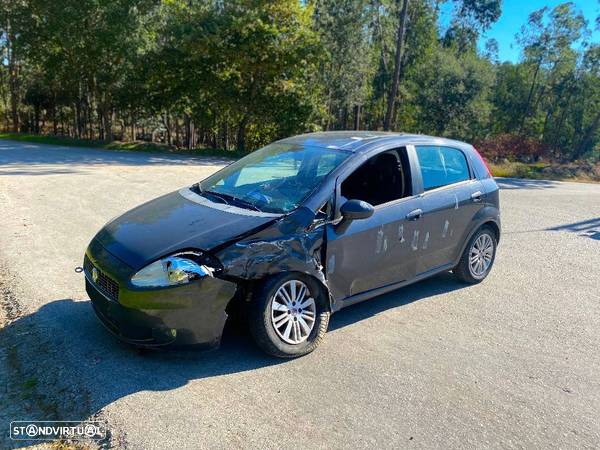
[453,215,501,268]
[237,271,332,312]
[481,220,500,243]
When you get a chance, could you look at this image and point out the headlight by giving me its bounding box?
[131,255,215,288]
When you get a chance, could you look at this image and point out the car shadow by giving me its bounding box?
[1,273,468,448]
[0,298,280,447]
[495,177,559,190]
[329,272,465,330]
[546,217,600,241]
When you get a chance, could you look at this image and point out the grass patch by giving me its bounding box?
[490,160,599,182]
[0,132,244,159]
[5,345,59,416]
[0,132,107,148]
[489,161,548,179]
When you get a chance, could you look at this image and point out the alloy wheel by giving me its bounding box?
[270,280,316,345]
[469,233,494,278]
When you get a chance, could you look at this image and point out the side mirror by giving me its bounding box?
[340,199,375,221]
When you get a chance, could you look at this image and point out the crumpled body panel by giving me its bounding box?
[215,207,329,291]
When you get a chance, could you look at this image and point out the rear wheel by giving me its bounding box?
[248,273,330,358]
[454,226,497,284]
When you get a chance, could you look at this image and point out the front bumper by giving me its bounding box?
[85,239,237,349]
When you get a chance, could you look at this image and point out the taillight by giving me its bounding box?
[474,148,493,178]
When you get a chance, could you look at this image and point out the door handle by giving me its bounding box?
[406,209,423,221]
[471,191,483,202]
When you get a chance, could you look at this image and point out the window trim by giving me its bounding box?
[413,145,474,194]
[417,178,477,198]
[333,146,415,218]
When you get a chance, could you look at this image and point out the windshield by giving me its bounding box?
[199,143,350,213]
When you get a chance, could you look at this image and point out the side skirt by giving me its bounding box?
[332,263,454,313]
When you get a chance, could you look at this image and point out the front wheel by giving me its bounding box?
[454,226,497,284]
[248,273,330,358]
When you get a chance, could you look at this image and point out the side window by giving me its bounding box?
[340,148,411,207]
[416,146,470,191]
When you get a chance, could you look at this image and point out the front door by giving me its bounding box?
[324,147,422,301]
[325,197,423,301]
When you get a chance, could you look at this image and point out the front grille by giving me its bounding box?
[84,255,120,302]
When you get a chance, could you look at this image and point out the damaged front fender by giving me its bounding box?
[215,206,330,305]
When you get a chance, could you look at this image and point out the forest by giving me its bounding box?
[0,0,599,166]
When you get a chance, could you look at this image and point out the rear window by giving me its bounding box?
[416,146,471,191]
[469,149,492,179]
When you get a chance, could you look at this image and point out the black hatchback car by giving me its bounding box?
[84,132,500,357]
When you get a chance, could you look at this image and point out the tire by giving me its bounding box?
[248,273,330,358]
[454,226,497,284]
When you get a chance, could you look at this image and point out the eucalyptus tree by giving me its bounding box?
[515,3,587,136]
[312,0,374,130]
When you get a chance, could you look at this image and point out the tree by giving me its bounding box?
[515,3,586,136]
[0,0,598,161]
[313,0,373,130]
[383,0,409,131]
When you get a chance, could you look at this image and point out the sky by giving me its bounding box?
[439,0,600,63]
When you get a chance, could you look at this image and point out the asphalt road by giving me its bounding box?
[0,140,599,449]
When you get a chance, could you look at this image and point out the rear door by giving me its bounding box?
[413,145,484,275]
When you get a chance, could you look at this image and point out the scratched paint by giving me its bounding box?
[442,220,450,238]
[411,230,420,251]
[376,227,384,253]
[398,224,405,243]
[454,194,459,210]
[422,231,430,250]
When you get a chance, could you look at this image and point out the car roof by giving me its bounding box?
[278,131,472,153]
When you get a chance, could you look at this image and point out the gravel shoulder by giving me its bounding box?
[0,140,599,449]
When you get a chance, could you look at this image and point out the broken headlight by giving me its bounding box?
[130,253,216,288]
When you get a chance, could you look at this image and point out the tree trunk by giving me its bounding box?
[2,92,9,132]
[163,112,172,145]
[550,86,574,151]
[7,23,20,133]
[75,102,82,138]
[341,106,348,130]
[324,88,333,131]
[519,57,542,134]
[221,119,229,151]
[51,103,58,135]
[34,105,41,133]
[130,113,136,141]
[353,105,361,130]
[185,114,195,150]
[86,94,93,139]
[573,109,600,160]
[236,115,248,152]
[383,0,409,131]
[102,107,113,141]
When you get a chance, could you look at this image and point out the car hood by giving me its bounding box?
[94,188,280,270]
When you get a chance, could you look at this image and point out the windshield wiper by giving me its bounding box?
[203,190,262,212]
[201,190,230,205]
